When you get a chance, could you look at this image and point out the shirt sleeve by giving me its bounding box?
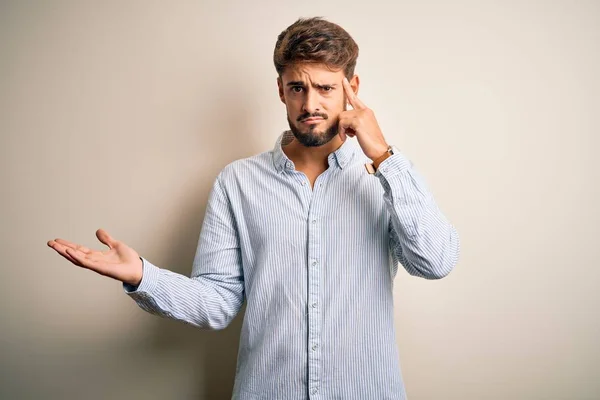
[374,151,460,279]
[122,174,245,330]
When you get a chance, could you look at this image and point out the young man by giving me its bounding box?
[48,17,459,400]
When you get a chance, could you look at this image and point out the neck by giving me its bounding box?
[283,133,345,170]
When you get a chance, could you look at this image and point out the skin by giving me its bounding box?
[47,229,143,286]
[278,62,389,180]
[47,62,391,287]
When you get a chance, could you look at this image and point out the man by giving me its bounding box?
[48,17,459,400]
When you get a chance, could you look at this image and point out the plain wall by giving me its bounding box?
[1,1,598,399]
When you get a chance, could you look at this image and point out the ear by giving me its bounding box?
[277,77,286,104]
[349,74,360,96]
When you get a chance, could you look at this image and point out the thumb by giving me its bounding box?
[338,117,348,142]
[96,228,117,249]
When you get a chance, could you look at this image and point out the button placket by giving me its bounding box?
[306,170,331,398]
[307,213,322,392]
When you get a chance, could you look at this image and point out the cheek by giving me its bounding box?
[286,105,298,118]
[326,94,345,110]
[285,99,303,114]
[324,97,345,116]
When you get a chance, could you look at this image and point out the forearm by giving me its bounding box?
[123,257,244,330]
[375,153,460,279]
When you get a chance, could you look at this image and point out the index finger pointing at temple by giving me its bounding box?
[343,77,366,109]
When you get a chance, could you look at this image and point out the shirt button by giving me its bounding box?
[302,181,306,185]
[312,260,318,266]
[312,219,316,224]
[312,303,317,308]
[312,344,318,351]
[311,388,318,395]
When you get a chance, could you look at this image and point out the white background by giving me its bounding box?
[1,1,598,398]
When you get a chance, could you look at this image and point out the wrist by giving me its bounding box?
[372,147,391,170]
[365,144,398,174]
[368,144,389,161]
[127,257,144,287]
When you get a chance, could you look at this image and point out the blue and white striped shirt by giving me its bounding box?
[124,131,460,399]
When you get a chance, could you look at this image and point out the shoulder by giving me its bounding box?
[216,150,273,188]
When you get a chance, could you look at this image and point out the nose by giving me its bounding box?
[302,89,320,114]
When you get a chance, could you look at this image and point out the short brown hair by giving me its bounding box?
[273,17,359,78]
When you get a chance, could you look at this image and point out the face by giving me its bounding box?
[277,63,358,147]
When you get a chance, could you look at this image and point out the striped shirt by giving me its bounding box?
[124,130,460,399]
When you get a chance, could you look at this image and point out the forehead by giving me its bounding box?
[281,63,344,84]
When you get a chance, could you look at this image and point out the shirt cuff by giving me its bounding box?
[122,256,160,295]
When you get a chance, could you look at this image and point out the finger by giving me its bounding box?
[338,113,357,138]
[52,238,91,254]
[338,122,356,139]
[48,240,84,267]
[338,115,348,140]
[53,246,81,266]
[96,228,117,250]
[343,77,366,110]
[65,247,110,275]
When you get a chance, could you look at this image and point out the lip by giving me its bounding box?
[300,117,324,124]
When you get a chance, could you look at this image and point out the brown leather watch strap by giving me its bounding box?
[364,146,392,174]
[372,150,392,170]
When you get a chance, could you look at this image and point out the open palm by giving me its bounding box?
[47,229,143,286]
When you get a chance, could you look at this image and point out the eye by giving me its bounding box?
[291,86,304,93]
[321,86,333,92]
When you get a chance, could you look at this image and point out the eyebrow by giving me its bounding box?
[286,81,337,89]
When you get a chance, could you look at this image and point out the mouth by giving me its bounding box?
[300,117,324,125]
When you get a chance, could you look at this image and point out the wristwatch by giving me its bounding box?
[365,145,398,174]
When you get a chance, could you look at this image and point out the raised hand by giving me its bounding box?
[338,77,389,160]
[47,229,143,286]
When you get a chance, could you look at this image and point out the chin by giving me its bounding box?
[290,126,338,147]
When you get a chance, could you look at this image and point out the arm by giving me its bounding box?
[336,77,459,278]
[374,152,460,279]
[123,174,245,330]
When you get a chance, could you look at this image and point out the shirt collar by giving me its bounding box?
[272,130,357,173]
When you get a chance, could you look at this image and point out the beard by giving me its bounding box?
[287,114,340,148]
[288,119,339,147]
[286,97,348,147]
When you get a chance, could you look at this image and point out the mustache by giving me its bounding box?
[297,112,328,122]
